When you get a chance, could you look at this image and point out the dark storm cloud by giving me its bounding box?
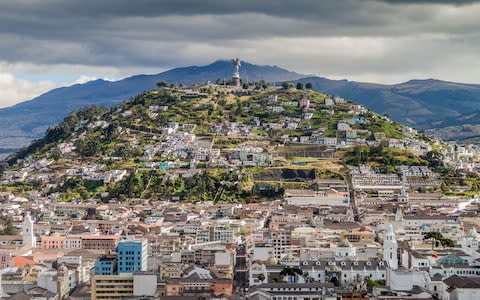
[0,0,363,19]
[1,0,478,20]
[381,0,479,4]
[0,0,381,67]
[0,0,479,84]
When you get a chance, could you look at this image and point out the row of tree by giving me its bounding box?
[281,82,313,90]
[423,232,455,248]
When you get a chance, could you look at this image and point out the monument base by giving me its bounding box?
[232,77,241,87]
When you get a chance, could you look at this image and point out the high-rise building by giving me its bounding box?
[117,239,148,274]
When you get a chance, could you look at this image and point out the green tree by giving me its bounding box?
[2,219,18,235]
[366,279,385,287]
[296,82,304,90]
[424,232,455,248]
[440,238,455,247]
[279,266,303,277]
[282,82,293,90]
[75,136,101,157]
[466,176,480,193]
[305,82,313,89]
[156,80,169,88]
[50,148,62,160]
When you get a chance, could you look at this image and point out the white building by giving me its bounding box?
[22,212,36,248]
[383,224,398,270]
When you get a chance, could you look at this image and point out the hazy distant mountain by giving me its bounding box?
[297,77,480,131]
[1,60,480,157]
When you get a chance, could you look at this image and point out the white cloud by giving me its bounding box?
[0,71,123,109]
[73,75,98,84]
[0,72,57,108]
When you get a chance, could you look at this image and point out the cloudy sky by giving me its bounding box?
[1,0,479,108]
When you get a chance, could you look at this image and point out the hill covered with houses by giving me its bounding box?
[1,81,465,203]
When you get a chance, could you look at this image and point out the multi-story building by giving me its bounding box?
[270,230,291,259]
[91,272,157,300]
[248,282,335,300]
[117,239,148,274]
[285,189,350,207]
[195,225,235,244]
[65,235,82,249]
[41,235,66,249]
[159,262,183,279]
[81,235,119,251]
[94,254,117,275]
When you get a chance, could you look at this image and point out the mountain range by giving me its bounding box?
[1,60,480,156]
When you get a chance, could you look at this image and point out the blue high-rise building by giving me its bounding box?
[117,239,148,274]
[94,254,117,275]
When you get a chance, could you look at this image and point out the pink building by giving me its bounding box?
[0,249,13,268]
[41,235,66,249]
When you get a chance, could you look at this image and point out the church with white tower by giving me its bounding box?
[22,212,36,248]
[383,224,398,270]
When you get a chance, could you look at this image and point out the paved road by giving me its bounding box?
[234,244,248,292]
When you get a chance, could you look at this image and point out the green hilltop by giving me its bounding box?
[0,83,443,202]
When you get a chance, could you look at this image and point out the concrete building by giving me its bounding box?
[91,272,157,300]
[64,235,82,249]
[248,282,335,300]
[94,254,117,275]
[41,235,66,249]
[81,235,119,251]
[117,239,148,274]
[285,189,350,207]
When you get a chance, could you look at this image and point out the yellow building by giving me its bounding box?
[340,225,375,243]
[91,275,134,300]
[91,273,157,300]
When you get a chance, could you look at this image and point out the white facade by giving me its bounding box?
[387,268,429,291]
[449,287,480,300]
[133,273,157,297]
[215,252,232,266]
[383,224,398,270]
[335,241,357,259]
[253,246,274,262]
[65,235,82,249]
[22,212,36,248]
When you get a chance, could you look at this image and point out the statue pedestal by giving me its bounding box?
[232,77,241,87]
